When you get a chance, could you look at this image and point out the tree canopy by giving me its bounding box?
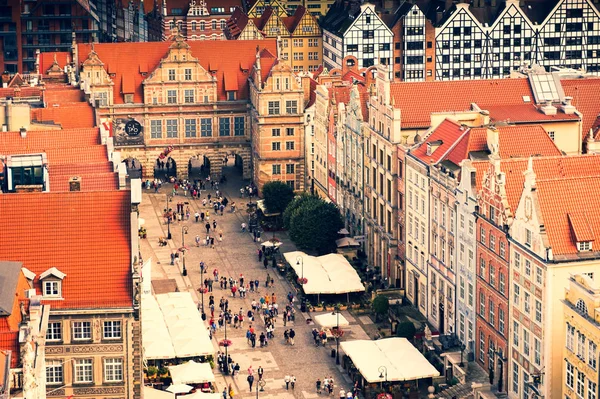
[372,295,390,322]
[284,195,343,254]
[261,181,295,215]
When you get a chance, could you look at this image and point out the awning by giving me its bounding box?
[283,251,365,295]
[142,294,176,359]
[166,384,193,394]
[313,312,350,328]
[336,237,360,248]
[169,361,215,385]
[340,338,439,383]
[144,386,175,399]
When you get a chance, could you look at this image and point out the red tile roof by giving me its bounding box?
[0,87,42,99]
[0,128,100,154]
[225,7,249,39]
[390,78,534,128]
[562,78,600,138]
[39,52,70,74]
[282,6,308,33]
[44,86,85,104]
[0,191,133,310]
[484,103,580,124]
[0,333,19,368]
[77,40,277,104]
[31,102,95,129]
[444,127,487,167]
[49,172,119,192]
[536,176,600,255]
[331,85,351,105]
[411,119,467,164]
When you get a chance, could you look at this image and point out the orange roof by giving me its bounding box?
[0,333,19,368]
[0,191,133,310]
[49,172,119,192]
[332,85,351,105]
[39,52,70,74]
[495,125,562,158]
[31,103,95,129]
[44,86,84,104]
[0,128,100,154]
[390,79,534,128]
[0,87,42,99]
[562,78,600,138]
[484,104,580,124]
[77,40,277,104]
[225,7,249,39]
[536,176,600,255]
[444,128,487,167]
[498,155,600,211]
[282,6,307,33]
[411,119,467,164]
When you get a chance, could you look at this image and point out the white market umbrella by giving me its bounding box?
[169,361,215,385]
[338,228,350,235]
[184,393,221,399]
[144,386,175,399]
[262,240,282,248]
[314,312,350,328]
[166,384,193,394]
[336,237,360,248]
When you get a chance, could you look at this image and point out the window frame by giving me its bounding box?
[72,321,92,341]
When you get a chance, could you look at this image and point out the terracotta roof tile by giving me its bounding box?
[282,6,307,33]
[496,125,562,158]
[0,332,19,368]
[31,103,95,129]
[77,40,277,104]
[44,87,84,104]
[0,87,42,99]
[536,176,600,255]
[484,104,580,124]
[390,78,534,128]
[0,191,133,310]
[39,52,70,74]
[411,119,466,164]
[49,172,119,192]
[562,78,600,137]
[0,128,100,154]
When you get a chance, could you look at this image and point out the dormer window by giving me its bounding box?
[124,94,134,104]
[576,299,588,316]
[577,241,592,252]
[40,267,66,299]
[227,91,236,101]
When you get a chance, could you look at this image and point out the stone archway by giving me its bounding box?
[221,149,251,180]
[122,157,143,179]
[187,155,211,180]
[154,156,177,179]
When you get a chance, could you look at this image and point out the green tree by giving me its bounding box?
[283,193,312,229]
[372,295,390,322]
[262,181,295,215]
[396,321,416,340]
[286,195,343,254]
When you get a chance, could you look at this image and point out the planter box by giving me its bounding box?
[338,306,348,311]
[351,304,361,309]
[313,307,324,312]
[325,306,335,311]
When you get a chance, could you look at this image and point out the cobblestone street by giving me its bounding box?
[139,166,370,399]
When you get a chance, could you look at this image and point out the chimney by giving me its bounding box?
[541,99,557,116]
[561,96,576,114]
[69,177,81,191]
[19,127,27,138]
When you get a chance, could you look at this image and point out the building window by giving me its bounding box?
[286,180,295,189]
[272,128,281,137]
[534,338,541,365]
[286,128,294,136]
[150,120,162,138]
[499,272,505,295]
[286,100,298,114]
[74,359,93,383]
[525,259,531,276]
[167,90,177,104]
[578,241,592,251]
[488,299,494,326]
[590,341,598,370]
[268,101,280,115]
[234,117,245,136]
[566,360,574,389]
[479,331,485,362]
[468,283,473,306]
[200,118,212,137]
[499,308,505,335]
[44,281,61,297]
[589,381,597,399]
[489,264,496,287]
[166,119,178,138]
[514,252,521,269]
[168,69,175,81]
[285,141,295,150]
[286,164,295,174]
[104,358,123,382]
[219,118,230,136]
[524,292,531,314]
[103,321,122,339]
[489,234,496,252]
[479,257,485,277]
[46,360,64,385]
[523,329,530,356]
[459,277,465,300]
[576,299,589,315]
[499,241,506,258]
[480,226,485,243]
[184,89,194,103]
[513,284,520,306]
[185,119,197,137]
[479,292,485,316]
[536,267,543,285]
[46,322,62,342]
[184,68,192,80]
[535,300,542,323]
[578,332,587,360]
[72,321,92,340]
[525,229,532,247]
[512,361,519,393]
[272,164,281,175]
[513,321,519,346]
[272,142,281,151]
[567,323,575,352]
[577,370,585,397]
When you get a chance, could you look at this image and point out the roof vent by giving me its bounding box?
[69,176,81,191]
[426,140,443,156]
[19,127,26,138]
[541,99,557,116]
[562,96,576,115]
[522,95,531,103]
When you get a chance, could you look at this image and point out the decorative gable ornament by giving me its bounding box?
[39,267,66,280]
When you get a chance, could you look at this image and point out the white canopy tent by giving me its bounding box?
[166,384,194,394]
[283,251,365,295]
[336,237,360,248]
[169,361,215,385]
[144,386,175,399]
[313,312,350,328]
[157,292,214,358]
[142,293,176,359]
[340,338,439,383]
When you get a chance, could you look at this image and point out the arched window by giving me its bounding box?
[212,20,217,30]
[191,21,197,30]
[199,21,205,31]
[220,20,226,30]
[576,299,588,316]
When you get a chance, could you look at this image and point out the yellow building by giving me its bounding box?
[247,0,287,17]
[249,50,306,191]
[563,274,600,399]
[225,6,322,73]
[286,0,335,16]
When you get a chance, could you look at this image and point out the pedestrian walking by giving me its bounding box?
[229,384,235,399]
[291,375,296,390]
[284,329,289,344]
[247,374,254,392]
[316,378,322,394]
[289,328,296,346]
[257,366,264,381]
[284,375,291,390]
[339,388,345,399]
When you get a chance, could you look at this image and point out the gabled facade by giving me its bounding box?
[249,52,306,191]
[322,2,393,78]
[247,0,287,17]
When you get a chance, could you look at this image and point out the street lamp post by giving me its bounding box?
[165,194,173,239]
[459,342,466,367]
[333,306,340,365]
[199,261,206,320]
[296,256,304,282]
[181,225,189,276]
[378,365,388,390]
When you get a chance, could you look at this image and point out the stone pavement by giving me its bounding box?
[139,167,369,399]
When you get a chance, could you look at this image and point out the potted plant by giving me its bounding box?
[351,302,361,310]
[159,367,169,378]
[338,303,348,311]
[147,366,158,380]
[314,302,324,312]
[325,304,335,311]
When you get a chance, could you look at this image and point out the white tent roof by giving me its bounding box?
[336,237,360,248]
[166,384,194,394]
[313,312,350,328]
[142,294,176,359]
[144,386,175,399]
[142,292,214,360]
[169,361,215,385]
[340,338,439,383]
[283,251,365,295]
